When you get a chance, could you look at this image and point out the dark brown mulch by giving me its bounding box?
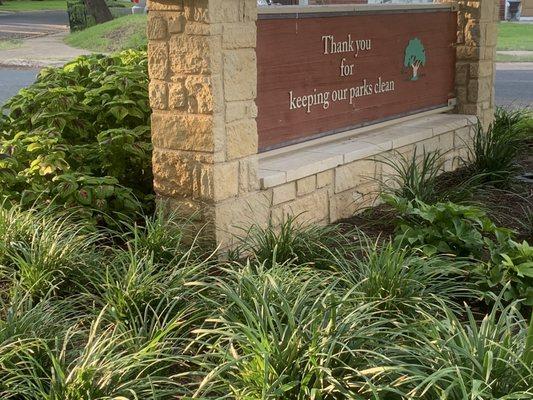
[340,143,533,242]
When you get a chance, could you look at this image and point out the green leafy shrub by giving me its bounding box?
[0,50,152,226]
[384,194,510,258]
[478,239,533,306]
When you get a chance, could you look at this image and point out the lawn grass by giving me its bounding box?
[496,53,533,62]
[64,14,146,53]
[0,38,22,50]
[0,0,66,11]
[498,22,533,51]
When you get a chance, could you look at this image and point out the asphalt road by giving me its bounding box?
[495,68,533,108]
[0,68,39,106]
[0,10,68,40]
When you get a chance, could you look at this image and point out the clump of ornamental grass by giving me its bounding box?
[0,310,188,400]
[331,236,475,313]
[380,149,444,204]
[192,261,395,399]
[233,214,359,269]
[76,210,215,326]
[466,119,522,185]
[380,149,482,205]
[493,106,533,141]
[382,298,533,399]
[0,202,103,301]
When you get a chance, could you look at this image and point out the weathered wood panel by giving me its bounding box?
[256,10,457,151]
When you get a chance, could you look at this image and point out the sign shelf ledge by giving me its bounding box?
[258,113,476,190]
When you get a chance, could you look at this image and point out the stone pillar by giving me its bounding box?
[441,0,500,129]
[147,0,269,248]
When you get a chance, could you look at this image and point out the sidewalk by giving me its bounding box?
[496,62,533,70]
[0,32,92,68]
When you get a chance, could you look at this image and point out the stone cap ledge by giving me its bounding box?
[258,3,455,17]
[258,113,476,189]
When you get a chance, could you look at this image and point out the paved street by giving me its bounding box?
[0,10,68,40]
[0,67,39,106]
[495,64,533,107]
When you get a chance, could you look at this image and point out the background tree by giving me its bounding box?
[404,38,426,81]
[84,0,113,24]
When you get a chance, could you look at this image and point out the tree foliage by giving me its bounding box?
[404,37,426,67]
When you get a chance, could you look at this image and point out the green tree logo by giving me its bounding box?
[404,38,426,81]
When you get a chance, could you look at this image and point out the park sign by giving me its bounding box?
[256,7,457,151]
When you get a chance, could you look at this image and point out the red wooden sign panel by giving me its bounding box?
[256,9,457,151]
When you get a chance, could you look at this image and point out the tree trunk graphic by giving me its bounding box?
[411,61,421,80]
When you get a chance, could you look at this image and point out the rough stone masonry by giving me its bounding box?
[147,0,499,250]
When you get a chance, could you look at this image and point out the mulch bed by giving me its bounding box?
[341,142,533,242]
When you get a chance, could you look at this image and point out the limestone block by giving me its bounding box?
[470,61,494,78]
[149,81,168,110]
[297,175,316,197]
[454,126,475,148]
[223,23,256,49]
[242,0,258,22]
[169,35,220,75]
[209,0,240,23]
[168,81,188,110]
[456,85,467,104]
[438,132,455,154]
[168,15,185,34]
[213,161,239,201]
[456,45,480,60]
[272,190,329,225]
[185,22,223,36]
[155,196,205,222]
[273,182,296,205]
[467,79,491,102]
[330,183,379,222]
[455,62,469,85]
[223,49,257,101]
[147,16,168,40]
[152,148,194,197]
[460,102,483,116]
[148,0,184,12]
[215,191,272,248]
[414,136,440,155]
[239,156,259,193]
[485,21,498,47]
[464,19,481,47]
[226,100,256,122]
[151,113,214,152]
[185,75,217,114]
[317,170,333,189]
[334,159,377,193]
[226,119,258,160]
[148,42,169,80]
[483,45,496,61]
[183,0,208,22]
